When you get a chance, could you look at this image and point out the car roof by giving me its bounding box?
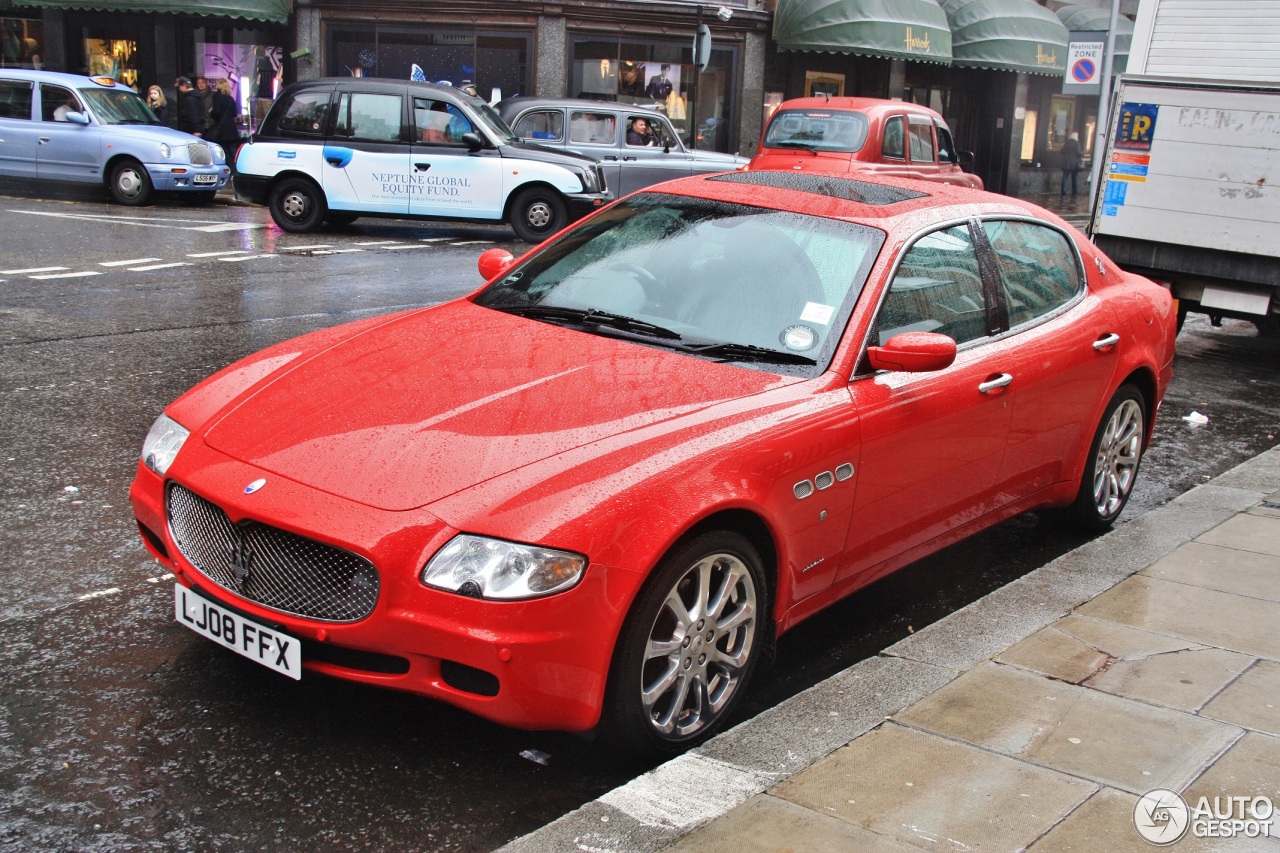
[772,97,948,121]
[633,170,1055,229]
[282,77,483,105]
[496,96,667,120]
[0,69,133,91]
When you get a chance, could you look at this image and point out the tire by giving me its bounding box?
[509,186,567,243]
[605,530,767,756]
[185,190,217,205]
[324,212,360,226]
[269,177,327,233]
[108,159,153,206]
[1253,314,1280,338]
[1067,384,1146,531]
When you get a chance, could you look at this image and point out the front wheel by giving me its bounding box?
[1068,384,1146,531]
[108,159,153,206]
[269,177,327,233]
[509,187,567,243]
[606,531,767,757]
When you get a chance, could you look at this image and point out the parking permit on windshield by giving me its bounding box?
[800,302,834,325]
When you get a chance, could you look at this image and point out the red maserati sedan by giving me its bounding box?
[130,170,1176,755]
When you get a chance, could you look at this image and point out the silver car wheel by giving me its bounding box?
[1092,398,1143,517]
[115,167,144,200]
[281,191,309,221]
[525,200,553,229]
[640,552,757,739]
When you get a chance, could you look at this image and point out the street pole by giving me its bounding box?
[1087,0,1122,218]
[687,5,702,148]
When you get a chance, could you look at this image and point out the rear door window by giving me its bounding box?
[881,115,905,159]
[908,116,936,163]
[981,220,1083,328]
[569,110,616,146]
[334,92,405,143]
[0,79,32,119]
[512,109,563,142]
[268,89,332,137]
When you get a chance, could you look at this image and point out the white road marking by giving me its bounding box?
[450,240,492,246]
[277,245,332,251]
[1,266,68,274]
[10,209,264,232]
[187,250,248,258]
[100,258,162,267]
[219,254,278,262]
[418,237,450,242]
[311,249,364,255]
[129,262,192,272]
[354,240,402,246]
[145,574,176,584]
[31,271,101,280]
[384,244,434,251]
[78,587,122,601]
[193,222,265,232]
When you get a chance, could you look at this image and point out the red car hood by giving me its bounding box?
[749,152,857,174]
[203,300,796,511]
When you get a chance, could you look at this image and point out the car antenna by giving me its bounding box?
[821,92,831,102]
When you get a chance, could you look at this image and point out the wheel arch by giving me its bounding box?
[267,169,324,196]
[102,152,144,187]
[502,179,565,220]
[1118,365,1158,448]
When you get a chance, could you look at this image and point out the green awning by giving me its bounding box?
[942,0,1069,75]
[774,0,952,64]
[1056,4,1133,74]
[12,0,290,24]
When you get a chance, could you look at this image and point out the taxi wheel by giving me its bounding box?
[269,177,327,233]
[606,530,767,756]
[509,187,566,243]
[1068,384,1146,531]
[324,212,360,226]
[108,159,153,206]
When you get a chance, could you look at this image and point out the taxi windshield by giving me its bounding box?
[475,193,884,377]
[764,109,869,153]
[80,87,160,126]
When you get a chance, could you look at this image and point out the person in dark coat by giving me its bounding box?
[209,78,242,166]
[175,77,205,136]
[195,76,214,134]
[1060,131,1084,196]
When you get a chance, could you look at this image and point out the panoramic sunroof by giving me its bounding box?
[707,171,928,205]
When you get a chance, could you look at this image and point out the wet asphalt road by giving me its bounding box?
[0,186,1277,852]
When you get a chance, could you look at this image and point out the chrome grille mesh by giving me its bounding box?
[166,484,378,622]
[187,142,213,165]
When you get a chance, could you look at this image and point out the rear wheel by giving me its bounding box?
[606,530,766,757]
[509,186,567,243]
[1067,384,1146,531]
[269,177,327,233]
[108,159,152,206]
[324,212,360,226]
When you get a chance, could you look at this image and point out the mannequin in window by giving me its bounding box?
[581,58,617,96]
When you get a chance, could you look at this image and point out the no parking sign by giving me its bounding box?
[1063,35,1105,94]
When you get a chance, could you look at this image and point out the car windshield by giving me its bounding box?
[468,99,517,144]
[764,109,869,153]
[80,87,159,126]
[474,193,884,376]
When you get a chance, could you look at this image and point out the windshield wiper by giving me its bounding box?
[684,341,817,365]
[500,304,683,340]
[772,140,819,156]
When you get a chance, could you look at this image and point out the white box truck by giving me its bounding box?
[1088,0,1280,335]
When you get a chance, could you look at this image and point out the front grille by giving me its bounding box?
[187,142,213,165]
[166,484,379,622]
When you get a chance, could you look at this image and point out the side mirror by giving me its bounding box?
[478,247,516,281]
[866,331,957,373]
[66,111,90,125]
[461,132,485,152]
[957,150,976,167]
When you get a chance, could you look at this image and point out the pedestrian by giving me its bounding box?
[146,84,169,126]
[175,76,205,136]
[194,76,214,134]
[209,78,242,166]
[1060,131,1084,196]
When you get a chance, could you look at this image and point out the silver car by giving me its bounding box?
[496,97,748,197]
[0,70,230,205]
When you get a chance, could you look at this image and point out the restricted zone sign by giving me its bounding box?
[1063,35,1104,95]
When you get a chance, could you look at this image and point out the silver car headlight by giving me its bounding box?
[141,414,189,476]
[421,535,586,600]
[578,167,599,193]
[209,142,226,162]
[159,143,172,159]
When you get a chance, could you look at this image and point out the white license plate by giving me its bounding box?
[174,585,301,679]
[193,174,217,185]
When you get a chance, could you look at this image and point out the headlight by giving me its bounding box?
[141,414,189,476]
[578,168,599,193]
[159,143,171,159]
[209,142,225,162]
[421,535,586,600]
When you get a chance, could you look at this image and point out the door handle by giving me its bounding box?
[413,162,431,172]
[978,373,1013,394]
[623,156,638,161]
[1092,333,1121,351]
[38,136,51,144]
[325,157,345,167]
[602,155,618,161]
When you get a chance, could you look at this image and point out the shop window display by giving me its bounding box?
[1,18,43,69]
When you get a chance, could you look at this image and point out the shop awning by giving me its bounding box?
[942,0,1069,75]
[773,0,952,64]
[12,0,290,24]
[1056,4,1133,74]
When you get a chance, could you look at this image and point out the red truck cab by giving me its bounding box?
[749,97,982,189]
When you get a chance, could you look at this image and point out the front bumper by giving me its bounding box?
[565,190,612,222]
[147,163,231,192]
[129,438,643,732]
